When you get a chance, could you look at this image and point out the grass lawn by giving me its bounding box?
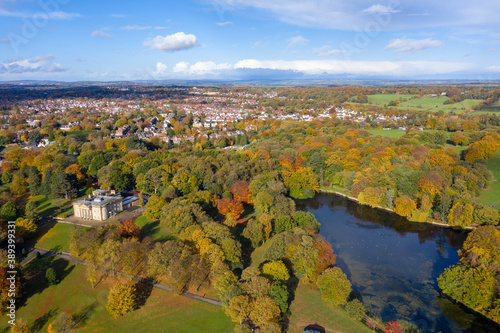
[445,144,468,155]
[134,215,176,242]
[347,94,484,113]
[367,129,406,138]
[28,222,88,252]
[477,149,500,210]
[367,94,417,105]
[287,283,372,333]
[0,257,233,333]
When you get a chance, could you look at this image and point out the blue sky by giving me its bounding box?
[0,0,499,81]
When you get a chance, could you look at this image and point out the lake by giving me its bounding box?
[296,192,500,333]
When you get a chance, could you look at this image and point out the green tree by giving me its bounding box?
[106,283,137,318]
[242,219,264,248]
[144,195,166,219]
[1,202,20,221]
[25,201,39,223]
[345,299,365,321]
[269,281,289,313]
[316,267,351,306]
[45,267,58,285]
[438,265,495,311]
[41,167,53,197]
[51,168,77,200]
[1,168,12,184]
[28,167,41,196]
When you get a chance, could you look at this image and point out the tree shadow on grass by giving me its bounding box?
[134,282,154,309]
[73,302,98,328]
[31,308,58,332]
[140,221,176,242]
[19,251,75,308]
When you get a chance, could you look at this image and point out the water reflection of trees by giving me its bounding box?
[436,294,500,333]
[297,193,468,255]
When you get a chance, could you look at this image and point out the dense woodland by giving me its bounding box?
[1,84,500,332]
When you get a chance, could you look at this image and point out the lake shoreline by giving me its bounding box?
[318,188,476,230]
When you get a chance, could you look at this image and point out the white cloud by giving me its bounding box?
[217,21,233,26]
[287,35,308,47]
[234,59,472,76]
[487,66,500,72]
[208,0,500,31]
[0,9,80,19]
[143,32,199,51]
[173,61,190,72]
[362,4,399,14]
[154,62,168,75]
[173,61,231,75]
[313,45,344,57]
[0,55,66,74]
[90,29,112,39]
[464,52,474,57]
[385,38,442,53]
[0,38,11,43]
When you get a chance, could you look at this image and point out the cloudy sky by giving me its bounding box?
[0,0,499,81]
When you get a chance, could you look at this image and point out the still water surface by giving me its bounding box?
[296,193,500,333]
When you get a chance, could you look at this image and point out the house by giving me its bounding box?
[73,189,138,221]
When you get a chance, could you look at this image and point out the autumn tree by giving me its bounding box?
[15,217,37,238]
[345,299,365,321]
[118,219,141,238]
[47,312,75,333]
[226,295,252,325]
[384,320,404,333]
[144,195,166,219]
[316,267,351,306]
[438,265,494,311]
[249,296,281,326]
[10,318,29,333]
[231,181,251,203]
[262,260,290,282]
[10,173,26,196]
[217,198,244,220]
[418,172,443,195]
[106,283,137,318]
[394,196,416,217]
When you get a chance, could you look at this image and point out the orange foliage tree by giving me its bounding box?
[418,172,443,195]
[217,198,244,220]
[118,219,141,238]
[231,181,252,203]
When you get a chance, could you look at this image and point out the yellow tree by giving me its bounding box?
[394,196,416,217]
[249,296,281,326]
[106,283,137,318]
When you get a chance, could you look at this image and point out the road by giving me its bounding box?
[22,247,223,307]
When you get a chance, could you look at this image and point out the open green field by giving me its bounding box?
[472,102,500,115]
[134,215,176,242]
[367,129,406,138]
[347,94,484,113]
[477,149,500,210]
[0,258,233,333]
[367,94,417,105]
[287,283,372,333]
[29,195,74,218]
[28,222,88,252]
